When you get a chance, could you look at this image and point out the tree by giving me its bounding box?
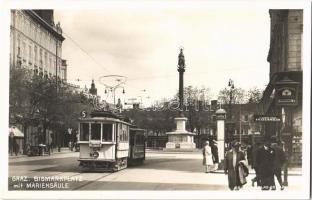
[9,66,33,127]
[218,87,246,104]
[9,65,93,150]
[183,86,212,147]
[246,87,263,103]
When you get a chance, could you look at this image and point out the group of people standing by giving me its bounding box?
[202,137,286,191]
[252,138,286,190]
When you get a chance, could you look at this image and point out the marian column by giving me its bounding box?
[166,48,195,150]
[178,48,185,114]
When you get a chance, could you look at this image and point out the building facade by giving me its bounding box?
[9,10,66,154]
[10,10,66,80]
[259,9,303,165]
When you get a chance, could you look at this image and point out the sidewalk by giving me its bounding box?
[9,147,75,160]
[147,149,302,175]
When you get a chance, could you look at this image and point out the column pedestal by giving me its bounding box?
[166,117,196,149]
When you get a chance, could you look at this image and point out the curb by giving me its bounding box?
[9,149,77,159]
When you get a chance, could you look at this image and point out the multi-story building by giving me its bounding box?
[259,9,303,165]
[10,10,66,80]
[9,10,66,154]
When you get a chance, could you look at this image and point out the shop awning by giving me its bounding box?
[9,126,24,138]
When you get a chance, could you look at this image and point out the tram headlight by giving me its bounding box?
[90,151,99,158]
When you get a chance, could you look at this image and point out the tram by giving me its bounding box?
[78,110,146,172]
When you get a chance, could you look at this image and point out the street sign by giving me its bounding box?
[253,115,281,122]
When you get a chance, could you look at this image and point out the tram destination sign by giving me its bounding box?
[253,115,281,122]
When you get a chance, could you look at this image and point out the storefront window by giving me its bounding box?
[80,123,89,141]
[91,123,101,140]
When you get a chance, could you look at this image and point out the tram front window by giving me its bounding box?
[91,123,101,140]
[80,123,89,141]
[102,124,112,142]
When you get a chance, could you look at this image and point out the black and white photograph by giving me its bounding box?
[0,0,311,199]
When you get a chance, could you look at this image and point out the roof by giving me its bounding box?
[216,108,226,114]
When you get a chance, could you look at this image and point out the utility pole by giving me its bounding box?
[55,39,60,152]
[239,104,242,143]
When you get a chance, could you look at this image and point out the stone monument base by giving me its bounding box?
[165,117,196,150]
[165,141,196,149]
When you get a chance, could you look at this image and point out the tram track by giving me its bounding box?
[72,172,114,190]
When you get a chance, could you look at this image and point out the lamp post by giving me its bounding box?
[100,75,127,109]
[227,79,235,143]
[228,79,235,121]
[105,86,125,108]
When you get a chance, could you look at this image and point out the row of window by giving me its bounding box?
[12,11,60,53]
[16,33,61,76]
[79,123,131,142]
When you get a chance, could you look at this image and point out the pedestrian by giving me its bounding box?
[9,132,14,156]
[256,140,275,190]
[246,145,252,166]
[14,139,19,156]
[202,141,214,173]
[209,139,219,171]
[271,139,286,190]
[224,141,247,190]
[251,142,262,187]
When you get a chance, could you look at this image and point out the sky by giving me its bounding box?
[54,3,271,107]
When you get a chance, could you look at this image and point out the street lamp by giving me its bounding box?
[228,79,235,121]
[99,75,127,109]
[227,79,235,144]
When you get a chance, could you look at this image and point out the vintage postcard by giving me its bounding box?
[0,0,311,199]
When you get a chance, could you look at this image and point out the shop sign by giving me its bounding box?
[275,77,299,106]
[254,115,281,122]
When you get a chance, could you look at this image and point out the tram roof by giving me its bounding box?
[78,117,132,126]
[130,127,146,132]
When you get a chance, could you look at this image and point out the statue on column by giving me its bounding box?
[178,48,185,69]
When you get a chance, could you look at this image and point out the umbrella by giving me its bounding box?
[9,126,24,138]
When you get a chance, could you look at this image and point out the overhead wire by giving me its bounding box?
[62,30,111,74]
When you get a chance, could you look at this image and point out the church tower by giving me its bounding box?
[89,79,97,95]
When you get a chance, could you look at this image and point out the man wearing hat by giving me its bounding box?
[270,137,286,190]
[224,140,246,190]
[209,139,219,171]
[256,139,275,190]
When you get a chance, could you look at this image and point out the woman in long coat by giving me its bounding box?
[202,141,214,173]
[224,141,246,190]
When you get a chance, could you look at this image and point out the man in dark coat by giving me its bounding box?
[256,140,275,190]
[271,140,286,190]
[251,143,262,187]
[209,139,219,170]
[224,141,246,190]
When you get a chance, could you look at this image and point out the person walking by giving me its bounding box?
[210,139,219,171]
[271,139,286,190]
[256,140,275,190]
[224,141,246,190]
[202,141,214,173]
[251,142,262,187]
